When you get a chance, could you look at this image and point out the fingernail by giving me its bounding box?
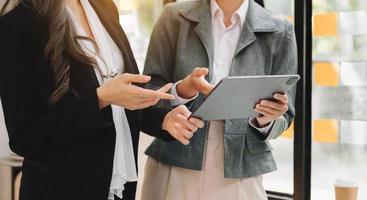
[144,75,151,79]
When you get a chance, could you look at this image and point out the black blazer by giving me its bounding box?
[0,0,171,199]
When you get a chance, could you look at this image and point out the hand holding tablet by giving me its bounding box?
[254,93,289,128]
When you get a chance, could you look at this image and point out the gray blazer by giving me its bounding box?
[143,0,297,178]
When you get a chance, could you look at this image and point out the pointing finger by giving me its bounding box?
[121,73,151,84]
[137,87,175,100]
[156,83,174,94]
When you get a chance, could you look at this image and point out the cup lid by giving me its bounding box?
[334,179,358,188]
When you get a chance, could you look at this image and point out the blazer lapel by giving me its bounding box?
[235,0,278,56]
[88,0,139,74]
[180,0,215,82]
[234,23,256,57]
[180,0,280,63]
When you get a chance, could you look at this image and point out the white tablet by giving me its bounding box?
[190,75,300,121]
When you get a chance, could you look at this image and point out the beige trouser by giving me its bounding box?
[141,121,268,200]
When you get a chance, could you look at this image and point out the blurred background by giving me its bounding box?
[263,0,367,199]
[0,0,366,199]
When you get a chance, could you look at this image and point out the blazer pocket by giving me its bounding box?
[224,133,246,166]
[246,131,273,154]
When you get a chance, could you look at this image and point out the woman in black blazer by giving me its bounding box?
[0,0,204,199]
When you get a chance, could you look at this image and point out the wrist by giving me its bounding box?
[177,79,197,99]
[255,118,271,128]
[96,87,111,109]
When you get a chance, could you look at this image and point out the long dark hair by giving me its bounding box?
[22,0,96,104]
[0,0,10,14]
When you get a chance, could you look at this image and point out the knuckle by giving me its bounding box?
[121,73,128,79]
[179,133,186,139]
[174,113,181,119]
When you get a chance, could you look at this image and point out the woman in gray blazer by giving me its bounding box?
[142,0,297,199]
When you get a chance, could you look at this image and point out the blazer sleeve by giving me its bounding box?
[250,20,298,142]
[0,14,110,158]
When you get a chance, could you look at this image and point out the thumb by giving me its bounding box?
[202,82,215,96]
[192,67,209,77]
[121,73,151,84]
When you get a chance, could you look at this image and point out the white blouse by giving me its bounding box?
[67,1,137,199]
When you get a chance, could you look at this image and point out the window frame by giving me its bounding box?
[293,0,312,199]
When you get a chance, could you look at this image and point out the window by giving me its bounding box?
[312,0,367,199]
[265,0,367,199]
[115,0,164,70]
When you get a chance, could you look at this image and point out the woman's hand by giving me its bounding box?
[97,73,175,110]
[162,105,204,145]
[176,67,215,98]
[255,93,289,128]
